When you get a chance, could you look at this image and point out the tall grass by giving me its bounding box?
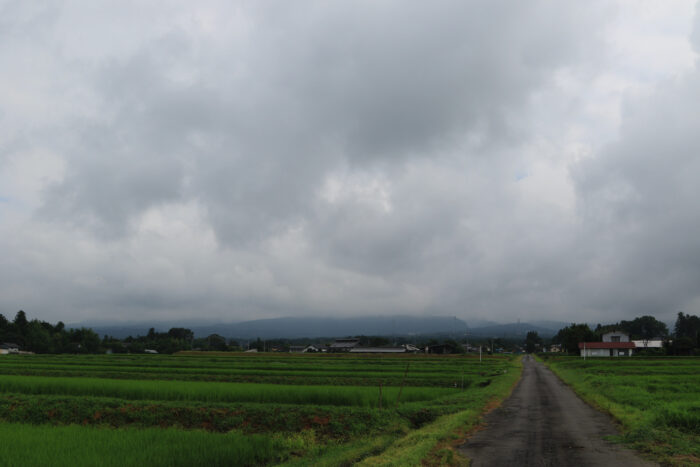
[357,355,523,466]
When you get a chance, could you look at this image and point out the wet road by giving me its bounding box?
[458,356,658,467]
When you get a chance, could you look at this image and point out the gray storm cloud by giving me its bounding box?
[573,70,700,318]
[0,1,698,325]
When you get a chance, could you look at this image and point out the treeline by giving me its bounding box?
[0,310,487,355]
[553,313,700,355]
[103,329,243,354]
[0,311,244,355]
[0,311,100,353]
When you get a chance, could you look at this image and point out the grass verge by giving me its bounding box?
[354,356,523,466]
[540,355,700,467]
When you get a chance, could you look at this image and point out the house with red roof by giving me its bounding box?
[579,330,635,357]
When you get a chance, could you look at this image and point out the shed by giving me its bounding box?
[329,338,360,352]
[631,339,664,349]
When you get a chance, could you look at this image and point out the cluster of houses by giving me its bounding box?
[5,333,665,357]
[0,339,461,355]
[287,339,426,354]
[578,331,664,357]
[0,343,20,355]
[329,338,423,353]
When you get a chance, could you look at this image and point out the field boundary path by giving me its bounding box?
[458,355,658,467]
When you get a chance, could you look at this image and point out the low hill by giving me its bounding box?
[84,316,565,340]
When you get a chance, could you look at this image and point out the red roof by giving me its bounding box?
[578,342,635,349]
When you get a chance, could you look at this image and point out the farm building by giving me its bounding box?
[580,330,635,356]
[578,330,635,357]
[578,341,635,357]
[349,344,419,354]
[631,339,664,349]
[0,343,20,355]
[329,338,360,352]
[289,345,319,353]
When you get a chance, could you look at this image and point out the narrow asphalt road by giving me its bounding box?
[458,356,658,467]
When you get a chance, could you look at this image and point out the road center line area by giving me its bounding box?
[458,355,658,467]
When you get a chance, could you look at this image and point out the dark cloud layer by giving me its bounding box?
[1,1,698,325]
[573,69,700,317]
[43,1,595,241]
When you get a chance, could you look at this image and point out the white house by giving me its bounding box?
[579,331,634,357]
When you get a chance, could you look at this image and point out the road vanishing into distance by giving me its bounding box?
[459,356,658,467]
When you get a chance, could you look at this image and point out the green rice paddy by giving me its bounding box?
[0,375,454,406]
[0,352,521,466]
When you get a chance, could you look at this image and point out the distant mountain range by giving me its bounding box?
[78,316,568,340]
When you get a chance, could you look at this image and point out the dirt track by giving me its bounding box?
[458,355,658,467]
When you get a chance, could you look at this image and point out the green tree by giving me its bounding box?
[619,315,668,341]
[206,334,229,351]
[668,336,695,356]
[68,327,101,353]
[672,312,700,354]
[525,331,542,353]
[674,312,700,339]
[168,328,194,341]
[13,310,28,336]
[443,339,465,354]
[554,323,596,354]
[25,320,51,353]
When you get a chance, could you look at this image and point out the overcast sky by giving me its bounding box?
[1,1,699,325]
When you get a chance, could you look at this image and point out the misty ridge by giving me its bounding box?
[83,316,565,340]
